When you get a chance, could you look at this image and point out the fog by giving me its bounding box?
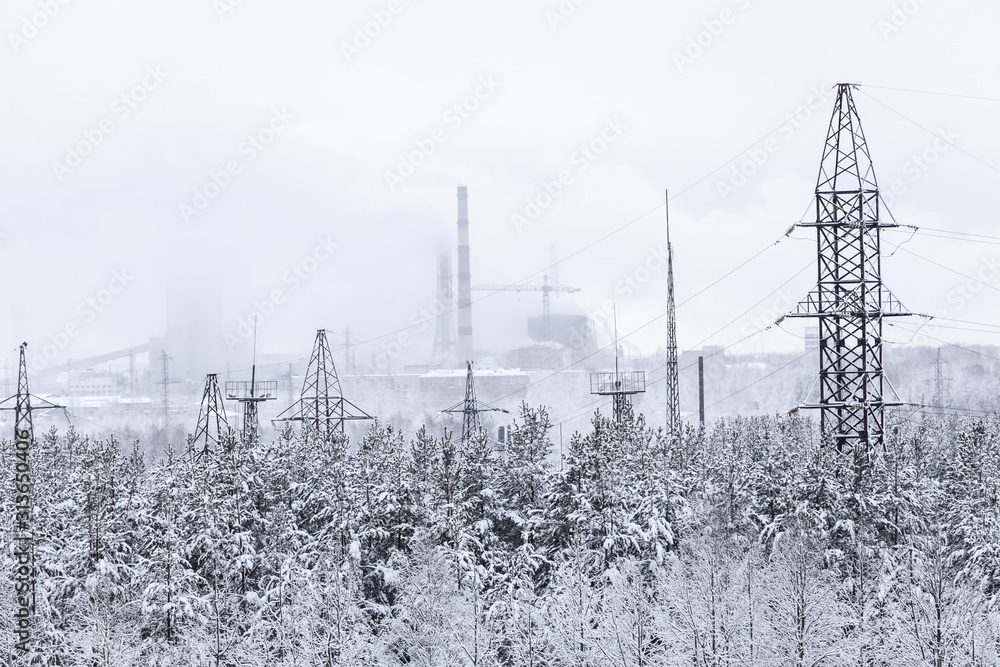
[1,0,999,434]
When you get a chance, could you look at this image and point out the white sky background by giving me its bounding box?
[1,0,999,374]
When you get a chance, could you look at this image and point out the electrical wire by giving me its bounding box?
[703,349,813,411]
[931,316,1000,330]
[886,322,1000,365]
[860,84,1000,104]
[915,226,1000,242]
[895,246,1000,296]
[858,89,1000,177]
[907,230,1000,248]
[290,87,837,373]
[552,320,782,428]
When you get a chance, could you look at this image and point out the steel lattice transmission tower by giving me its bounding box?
[442,361,508,444]
[664,190,681,435]
[0,344,64,655]
[788,83,909,455]
[274,329,373,438]
[192,373,229,455]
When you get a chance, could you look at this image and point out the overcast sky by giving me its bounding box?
[2,0,999,375]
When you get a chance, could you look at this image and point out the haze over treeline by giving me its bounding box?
[2,407,999,664]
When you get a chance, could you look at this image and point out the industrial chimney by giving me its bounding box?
[431,246,457,366]
[457,186,474,363]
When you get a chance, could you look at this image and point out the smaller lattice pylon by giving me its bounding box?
[273,329,374,438]
[192,373,229,455]
[442,361,508,444]
[0,344,66,655]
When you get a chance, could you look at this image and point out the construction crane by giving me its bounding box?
[472,274,580,341]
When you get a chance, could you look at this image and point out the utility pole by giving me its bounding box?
[698,356,705,428]
[664,189,681,435]
[787,83,910,457]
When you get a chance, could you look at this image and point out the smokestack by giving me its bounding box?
[457,186,474,363]
[431,246,457,366]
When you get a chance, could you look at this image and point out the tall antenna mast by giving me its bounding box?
[664,190,681,434]
[591,304,645,424]
[226,321,276,443]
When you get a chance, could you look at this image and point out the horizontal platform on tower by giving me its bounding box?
[590,370,646,396]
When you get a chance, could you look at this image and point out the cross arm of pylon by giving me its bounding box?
[440,398,509,415]
[787,285,910,318]
[273,396,375,423]
[0,394,65,411]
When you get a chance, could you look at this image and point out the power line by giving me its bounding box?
[886,322,1000,365]
[860,84,1000,103]
[932,316,1000,330]
[705,349,812,412]
[884,226,1000,248]
[552,321,781,428]
[896,246,1000,297]
[858,89,1000,177]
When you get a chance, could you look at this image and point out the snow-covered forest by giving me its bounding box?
[2,406,998,665]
